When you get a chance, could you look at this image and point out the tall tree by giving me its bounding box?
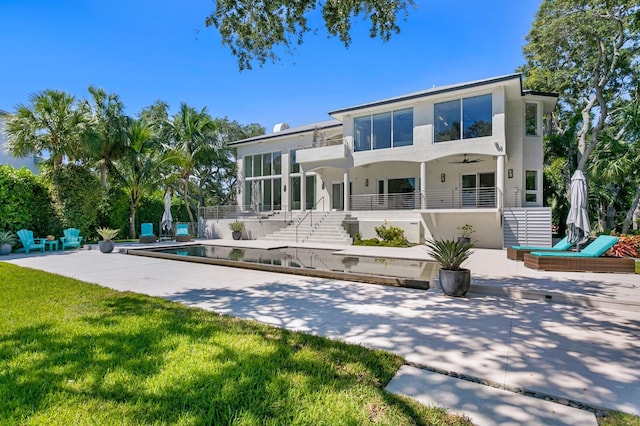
[206,0,415,70]
[164,103,217,222]
[115,119,164,239]
[83,86,128,187]
[521,0,639,171]
[5,90,86,169]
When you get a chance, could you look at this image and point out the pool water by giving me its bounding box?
[129,244,438,289]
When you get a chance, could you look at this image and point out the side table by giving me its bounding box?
[44,239,59,251]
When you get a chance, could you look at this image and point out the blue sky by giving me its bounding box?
[1,1,540,132]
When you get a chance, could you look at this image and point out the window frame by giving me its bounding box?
[434,93,493,143]
[354,108,413,151]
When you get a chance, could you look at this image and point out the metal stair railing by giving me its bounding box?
[295,197,325,243]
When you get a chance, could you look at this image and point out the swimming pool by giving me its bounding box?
[127,244,437,290]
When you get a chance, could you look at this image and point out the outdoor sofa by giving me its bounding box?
[523,235,636,273]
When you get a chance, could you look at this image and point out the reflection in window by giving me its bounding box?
[373,112,391,150]
[262,152,272,176]
[525,170,538,203]
[434,94,492,142]
[273,152,282,174]
[434,100,461,142]
[354,116,371,152]
[393,108,413,147]
[525,103,538,136]
[290,149,299,173]
[463,94,492,138]
[253,154,262,177]
[245,155,253,178]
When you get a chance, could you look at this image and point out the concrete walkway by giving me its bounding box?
[3,242,639,425]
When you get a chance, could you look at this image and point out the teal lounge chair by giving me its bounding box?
[524,235,634,273]
[507,236,573,260]
[528,235,618,258]
[15,229,45,254]
[140,223,156,243]
[175,223,190,242]
[61,228,83,250]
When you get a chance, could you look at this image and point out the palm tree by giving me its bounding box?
[83,86,128,187]
[5,90,86,169]
[115,119,164,239]
[164,103,217,222]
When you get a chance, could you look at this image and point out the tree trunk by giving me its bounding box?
[100,161,108,187]
[129,208,137,239]
[622,185,640,234]
[183,179,195,222]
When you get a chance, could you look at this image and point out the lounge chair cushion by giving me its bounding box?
[529,235,618,258]
[511,236,572,251]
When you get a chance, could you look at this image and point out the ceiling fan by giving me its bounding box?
[450,154,484,164]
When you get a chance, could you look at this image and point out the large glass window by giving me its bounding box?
[525,103,538,136]
[434,94,492,142]
[245,156,253,178]
[253,154,262,177]
[463,94,492,138]
[290,149,299,173]
[355,108,413,151]
[290,176,301,210]
[262,152,272,176]
[393,108,413,147]
[354,116,371,152]
[434,100,461,142]
[306,175,316,210]
[273,152,282,174]
[373,112,391,150]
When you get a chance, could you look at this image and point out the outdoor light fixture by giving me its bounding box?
[321,182,325,189]
[508,169,513,179]
[441,174,446,182]
[365,178,369,186]
[283,184,287,192]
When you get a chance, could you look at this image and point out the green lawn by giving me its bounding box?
[0,263,471,425]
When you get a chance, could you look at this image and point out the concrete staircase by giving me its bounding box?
[262,211,353,245]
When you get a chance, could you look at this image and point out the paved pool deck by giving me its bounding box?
[3,240,639,425]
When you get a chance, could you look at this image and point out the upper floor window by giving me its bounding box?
[434,94,492,142]
[354,108,413,152]
[525,103,538,136]
[245,151,282,177]
[290,149,299,174]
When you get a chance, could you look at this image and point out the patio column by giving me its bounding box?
[420,161,427,209]
[496,155,505,209]
[301,167,307,212]
[343,169,350,211]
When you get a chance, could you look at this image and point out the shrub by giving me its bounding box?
[607,235,640,258]
[49,164,102,237]
[374,221,408,246]
[0,165,61,236]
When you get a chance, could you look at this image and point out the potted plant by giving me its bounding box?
[425,238,473,297]
[0,231,17,255]
[96,228,119,253]
[229,221,245,240]
[456,224,475,244]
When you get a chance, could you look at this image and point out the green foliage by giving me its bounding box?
[0,231,17,246]
[375,221,408,246]
[0,165,61,236]
[49,164,103,237]
[424,238,473,271]
[0,263,471,425]
[96,227,119,241]
[4,90,86,167]
[205,0,415,70]
[228,221,245,232]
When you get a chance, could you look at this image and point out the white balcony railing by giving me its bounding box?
[350,187,505,210]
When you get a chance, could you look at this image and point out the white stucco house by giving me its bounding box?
[0,109,41,174]
[224,74,558,248]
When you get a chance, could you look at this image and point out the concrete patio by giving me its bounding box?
[3,241,639,425]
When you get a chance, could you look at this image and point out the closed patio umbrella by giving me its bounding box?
[566,170,591,250]
[161,192,172,233]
